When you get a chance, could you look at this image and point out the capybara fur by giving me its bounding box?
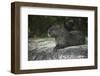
[48,23,85,50]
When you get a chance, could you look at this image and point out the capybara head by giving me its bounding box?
[48,23,67,37]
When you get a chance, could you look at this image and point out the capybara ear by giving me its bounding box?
[47,24,52,29]
[63,22,73,31]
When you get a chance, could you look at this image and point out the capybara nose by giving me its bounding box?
[48,31,51,37]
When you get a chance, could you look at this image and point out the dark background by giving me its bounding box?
[28,15,88,38]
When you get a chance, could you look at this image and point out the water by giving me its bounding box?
[28,38,88,60]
